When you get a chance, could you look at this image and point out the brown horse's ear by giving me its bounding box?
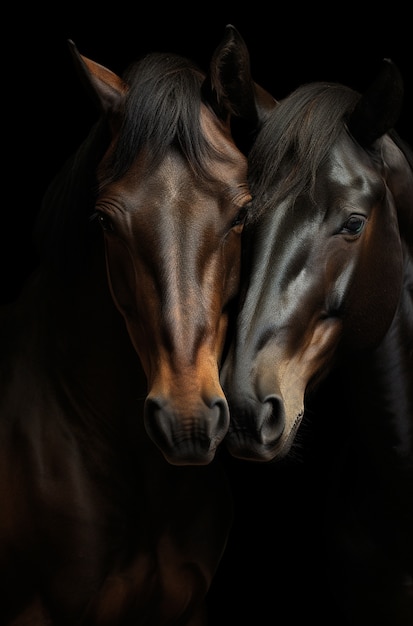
[202,24,276,152]
[67,39,129,113]
[347,58,404,146]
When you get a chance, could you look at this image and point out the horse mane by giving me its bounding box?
[388,129,413,247]
[33,52,222,275]
[247,81,360,222]
[389,127,413,172]
[100,52,222,185]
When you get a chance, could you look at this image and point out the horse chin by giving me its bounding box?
[161,446,218,467]
[225,408,304,463]
[148,433,224,466]
[225,436,285,463]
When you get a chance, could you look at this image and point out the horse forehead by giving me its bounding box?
[111,151,227,213]
[326,133,383,195]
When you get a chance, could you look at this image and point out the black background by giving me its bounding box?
[3,5,412,623]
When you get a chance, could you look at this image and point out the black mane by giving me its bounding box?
[247,81,360,222]
[103,52,219,184]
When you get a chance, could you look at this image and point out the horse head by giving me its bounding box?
[221,59,410,462]
[69,25,275,465]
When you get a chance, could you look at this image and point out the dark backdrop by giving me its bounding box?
[3,5,412,624]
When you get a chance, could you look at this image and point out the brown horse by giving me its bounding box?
[221,60,413,624]
[0,25,274,625]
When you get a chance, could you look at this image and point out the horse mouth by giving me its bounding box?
[162,445,218,467]
[144,395,230,466]
[225,408,304,463]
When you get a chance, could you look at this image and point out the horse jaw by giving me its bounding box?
[223,317,342,462]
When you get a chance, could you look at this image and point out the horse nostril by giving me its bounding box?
[261,394,286,442]
[144,396,170,448]
[208,396,230,436]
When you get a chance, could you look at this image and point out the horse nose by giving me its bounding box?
[144,394,230,466]
[224,392,286,462]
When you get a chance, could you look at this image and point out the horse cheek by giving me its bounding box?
[344,205,403,350]
[103,236,156,364]
[223,228,243,304]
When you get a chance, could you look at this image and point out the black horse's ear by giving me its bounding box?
[202,24,276,153]
[347,58,404,146]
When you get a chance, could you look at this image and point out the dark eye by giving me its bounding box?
[231,204,249,228]
[92,210,115,233]
[341,214,366,236]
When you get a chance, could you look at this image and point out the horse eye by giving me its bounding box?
[341,214,366,236]
[231,204,249,228]
[95,211,114,233]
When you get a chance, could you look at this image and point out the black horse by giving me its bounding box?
[221,60,413,624]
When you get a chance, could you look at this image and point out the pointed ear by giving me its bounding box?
[202,24,276,126]
[68,39,129,113]
[347,58,404,146]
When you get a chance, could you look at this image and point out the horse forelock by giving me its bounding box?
[109,53,219,181]
[247,82,360,223]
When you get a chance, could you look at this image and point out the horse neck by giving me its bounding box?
[341,245,413,469]
[13,256,146,429]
